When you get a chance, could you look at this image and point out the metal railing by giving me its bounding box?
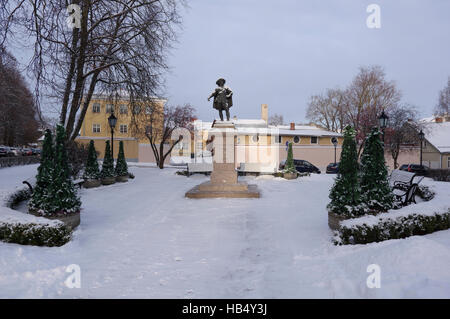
[0,156,40,168]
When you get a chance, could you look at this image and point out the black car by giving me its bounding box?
[280,159,321,174]
[399,163,429,176]
[326,162,339,174]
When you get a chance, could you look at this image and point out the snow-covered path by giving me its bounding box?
[1,165,450,298]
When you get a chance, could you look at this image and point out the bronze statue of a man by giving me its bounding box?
[208,78,233,121]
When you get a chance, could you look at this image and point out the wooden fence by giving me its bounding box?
[0,156,40,168]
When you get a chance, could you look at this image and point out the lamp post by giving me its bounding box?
[331,137,338,164]
[419,129,425,166]
[108,112,117,160]
[378,110,389,143]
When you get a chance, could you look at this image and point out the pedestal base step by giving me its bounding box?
[185,182,260,199]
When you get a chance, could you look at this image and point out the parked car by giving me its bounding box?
[31,148,41,156]
[399,163,429,176]
[22,148,33,156]
[0,147,8,157]
[280,159,321,174]
[326,162,339,174]
[9,147,21,156]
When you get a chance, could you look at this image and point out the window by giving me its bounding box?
[92,124,101,133]
[294,136,300,143]
[106,104,114,113]
[278,135,282,143]
[133,106,141,115]
[92,103,101,113]
[119,104,128,114]
[448,157,450,168]
[252,135,259,142]
[145,106,153,115]
[310,136,318,144]
[119,124,128,134]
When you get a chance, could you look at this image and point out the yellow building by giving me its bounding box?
[77,93,166,161]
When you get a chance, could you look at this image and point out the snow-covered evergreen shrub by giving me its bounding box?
[29,129,55,214]
[283,142,297,174]
[50,125,81,215]
[115,141,128,177]
[360,127,394,211]
[101,140,115,178]
[328,126,366,217]
[0,221,71,246]
[83,140,100,180]
[334,209,450,245]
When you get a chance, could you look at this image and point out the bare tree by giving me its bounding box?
[0,49,41,146]
[1,0,183,141]
[345,66,401,149]
[268,113,284,126]
[131,103,196,169]
[306,88,346,132]
[384,105,421,169]
[434,77,450,116]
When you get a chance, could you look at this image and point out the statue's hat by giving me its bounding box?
[216,78,226,86]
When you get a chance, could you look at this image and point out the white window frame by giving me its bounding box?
[119,124,128,134]
[92,124,101,133]
[92,103,101,113]
[310,136,318,144]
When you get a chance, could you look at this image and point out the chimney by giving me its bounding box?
[261,104,268,123]
[290,123,295,130]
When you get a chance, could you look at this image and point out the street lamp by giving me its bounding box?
[378,110,389,143]
[418,129,425,166]
[108,112,117,160]
[331,137,338,164]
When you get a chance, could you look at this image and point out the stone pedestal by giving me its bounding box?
[185,121,260,199]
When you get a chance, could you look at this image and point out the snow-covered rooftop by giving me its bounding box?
[193,120,341,137]
[423,122,450,153]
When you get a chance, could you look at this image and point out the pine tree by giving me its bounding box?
[83,140,100,180]
[101,140,115,178]
[115,141,128,177]
[284,142,296,173]
[328,126,365,217]
[50,125,81,214]
[360,127,394,211]
[29,129,54,214]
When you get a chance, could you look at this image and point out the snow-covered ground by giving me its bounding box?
[0,164,450,298]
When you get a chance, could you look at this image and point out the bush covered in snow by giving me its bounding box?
[334,209,450,245]
[0,207,71,246]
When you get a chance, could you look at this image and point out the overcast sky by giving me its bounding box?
[163,0,450,122]
[10,0,450,123]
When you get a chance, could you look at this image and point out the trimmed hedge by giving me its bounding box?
[426,169,450,182]
[1,187,72,247]
[5,188,32,209]
[334,209,450,245]
[0,221,72,247]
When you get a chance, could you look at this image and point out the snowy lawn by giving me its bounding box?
[0,164,450,298]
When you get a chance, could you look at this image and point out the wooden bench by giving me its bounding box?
[389,169,424,206]
[187,163,213,176]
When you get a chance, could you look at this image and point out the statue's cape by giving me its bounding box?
[212,87,233,109]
